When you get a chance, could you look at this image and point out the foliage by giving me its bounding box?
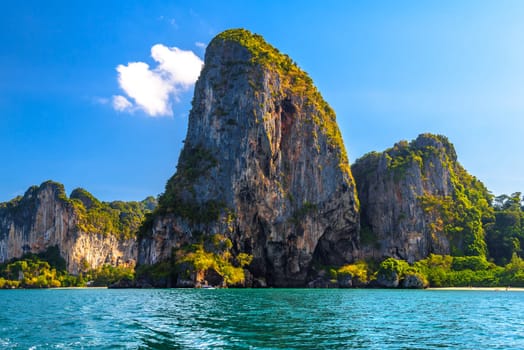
[175,234,252,286]
[337,261,370,283]
[135,261,173,287]
[353,134,492,258]
[215,28,303,76]
[237,252,254,267]
[447,163,492,256]
[0,195,23,211]
[71,188,156,239]
[0,278,20,289]
[485,192,523,265]
[85,264,135,287]
[344,254,524,288]
[451,256,491,271]
[137,212,155,239]
[375,134,456,177]
[384,140,424,176]
[377,257,410,277]
[396,135,492,256]
[0,181,155,240]
[2,259,61,288]
[409,136,492,257]
[157,145,225,224]
[289,201,318,224]
[0,248,69,288]
[0,246,134,289]
[33,245,67,271]
[412,254,524,287]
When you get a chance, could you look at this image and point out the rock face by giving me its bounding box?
[352,133,491,263]
[138,29,360,287]
[401,273,428,289]
[0,181,150,274]
[375,270,400,288]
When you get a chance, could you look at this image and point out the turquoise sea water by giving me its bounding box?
[0,288,523,349]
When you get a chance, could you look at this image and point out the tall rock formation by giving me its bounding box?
[352,134,492,263]
[138,29,360,287]
[0,181,153,273]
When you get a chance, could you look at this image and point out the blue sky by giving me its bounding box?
[1,1,523,202]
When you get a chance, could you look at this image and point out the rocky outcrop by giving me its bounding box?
[375,270,400,288]
[401,273,428,289]
[138,29,360,287]
[0,181,152,274]
[352,133,491,263]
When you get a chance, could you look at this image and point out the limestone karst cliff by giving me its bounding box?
[352,133,492,263]
[137,29,360,287]
[0,181,154,274]
[2,29,503,289]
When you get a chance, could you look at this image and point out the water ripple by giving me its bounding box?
[0,289,523,349]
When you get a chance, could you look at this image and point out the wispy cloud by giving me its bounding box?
[195,42,206,49]
[114,44,203,117]
[92,97,110,105]
[112,95,133,112]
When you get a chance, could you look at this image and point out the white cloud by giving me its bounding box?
[116,61,174,116]
[195,42,206,49]
[114,45,204,117]
[151,44,203,88]
[112,95,133,112]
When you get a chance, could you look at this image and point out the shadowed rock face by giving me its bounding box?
[352,133,490,263]
[138,29,360,287]
[0,181,142,273]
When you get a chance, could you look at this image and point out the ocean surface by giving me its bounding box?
[0,288,523,349]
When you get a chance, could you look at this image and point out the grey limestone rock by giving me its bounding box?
[137,29,360,287]
[352,133,489,263]
[401,273,428,289]
[0,181,137,273]
[376,270,400,288]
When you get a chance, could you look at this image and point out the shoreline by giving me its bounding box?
[51,286,108,290]
[2,285,524,291]
[427,287,524,292]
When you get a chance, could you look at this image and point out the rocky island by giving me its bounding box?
[1,29,523,289]
[136,28,360,288]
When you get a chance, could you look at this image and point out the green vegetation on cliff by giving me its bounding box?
[485,193,524,265]
[350,133,524,288]
[0,181,156,240]
[418,169,491,257]
[213,29,352,181]
[354,133,493,257]
[382,134,457,175]
[156,145,224,224]
[337,261,371,286]
[135,234,253,287]
[70,188,156,239]
[215,28,303,76]
[175,234,253,286]
[0,246,133,288]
